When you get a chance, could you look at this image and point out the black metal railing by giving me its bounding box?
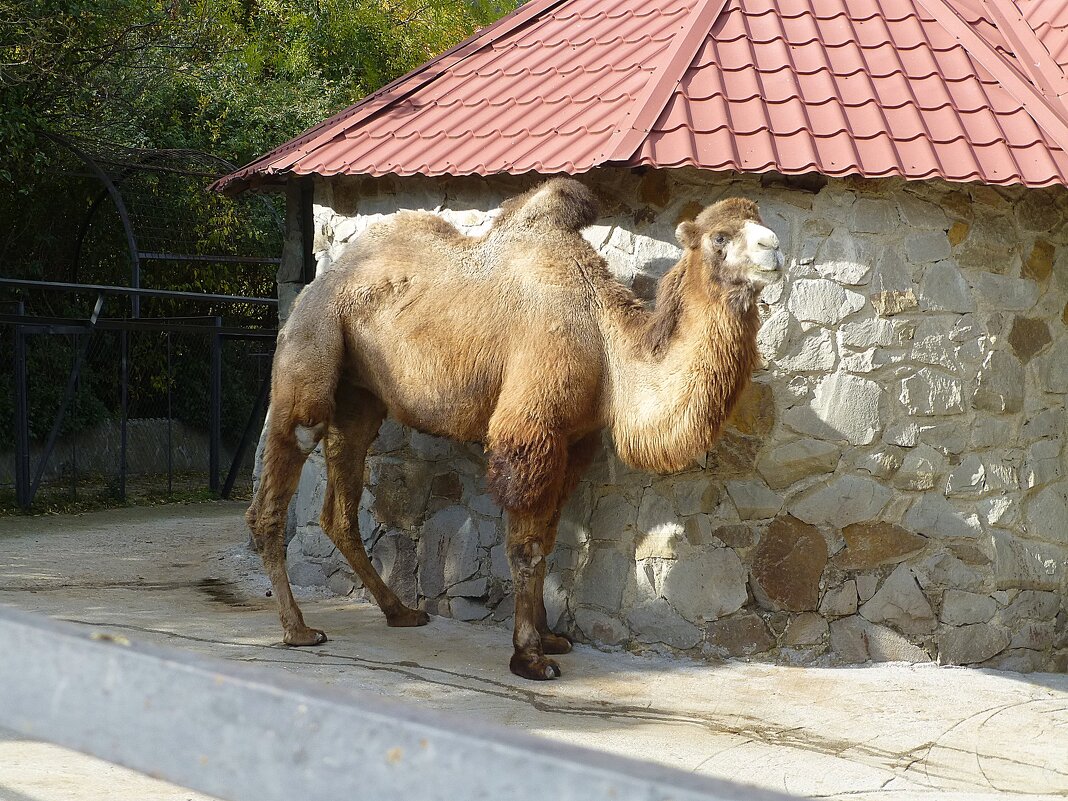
[0,278,278,510]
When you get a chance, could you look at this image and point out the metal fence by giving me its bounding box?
[0,606,792,801]
[0,279,277,510]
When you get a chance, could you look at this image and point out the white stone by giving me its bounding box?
[783,372,883,445]
[971,273,1039,311]
[919,261,974,312]
[1038,340,1068,393]
[940,589,997,625]
[906,231,952,264]
[1022,439,1063,489]
[790,475,892,526]
[973,351,1024,413]
[776,326,837,372]
[899,368,964,416]
[903,493,982,538]
[724,481,783,519]
[814,228,874,284]
[756,439,841,489]
[787,278,866,325]
[892,444,943,491]
[839,315,896,348]
[851,199,899,233]
[1025,482,1068,544]
[757,309,794,361]
[660,547,748,620]
[626,600,702,649]
[859,564,936,634]
[991,530,1067,590]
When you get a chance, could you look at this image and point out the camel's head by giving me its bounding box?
[498,177,599,233]
[675,197,784,291]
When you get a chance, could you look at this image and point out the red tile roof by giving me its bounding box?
[215,0,1068,192]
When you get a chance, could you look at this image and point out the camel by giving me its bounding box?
[247,177,783,680]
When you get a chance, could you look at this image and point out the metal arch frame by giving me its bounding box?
[48,133,145,317]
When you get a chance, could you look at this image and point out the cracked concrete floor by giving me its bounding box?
[0,502,1066,801]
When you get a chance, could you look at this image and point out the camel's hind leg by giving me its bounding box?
[247,416,328,646]
[320,390,429,627]
[531,433,601,656]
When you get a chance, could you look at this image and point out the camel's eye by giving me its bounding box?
[713,234,727,247]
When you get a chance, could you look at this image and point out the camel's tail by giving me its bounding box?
[264,276,344,452]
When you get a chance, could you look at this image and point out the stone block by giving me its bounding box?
[705,612,776,655]
[326,571,355,596]
[1008,620,1057,651]
[833,522,927,570]
[450,597,491,621]
[938,623,1010,665]
[903,492,981,539]
[1022,439,1062,490]
[288,559,328,588]
[635,527,682,560]
[417,505,481,599]
[448,577,488,598]
[787,278,866,325]
[839,315,897,348]
[672,476,722,516]
[925,267,974,322]
[851,199,899,234]
[997,590,1060,625]
[856,575,879,601]
[892,444,943,491]
[991,531,1067,590]
[898,194,949,229]
[1023,239,1054,280]
[828,615,929,663]
[859,564,936,634]
[814,227,875,283]
[973,351,1024,413]
[1039,339,1068,393]
[750,515,827,611]
[724,480,783,519]
[972,273,1039,311]
[1025,481,1068,544]
[574,607,628,645]
[662,546,748,620]
[914,552,985,592]
[776,326,836,372]
[574,546,632,610]
[1008,316,1051,362]
[871,289,918,316]
[627,600,702,649]
[589,492,637,541]
[783,611,828,645]
[940,589,997,625]
[782,372,883,445]
[899,368,964,416]
[820,581,859,617]
[637,485,675,533]
[756,438,841,489]
[906,230,952,264]
[790,475,892,526]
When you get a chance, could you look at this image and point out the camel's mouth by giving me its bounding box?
[734,221,784,281]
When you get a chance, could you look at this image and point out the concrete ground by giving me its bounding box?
[0,503,1065,801]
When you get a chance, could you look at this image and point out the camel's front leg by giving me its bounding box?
[506,510,561,680]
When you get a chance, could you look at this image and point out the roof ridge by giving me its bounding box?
[917,0,1068,154]
[213,0,568,192]
[597,0,734,163]
[977,0,1068,102]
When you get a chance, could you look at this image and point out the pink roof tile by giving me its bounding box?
[216,0,1068,192]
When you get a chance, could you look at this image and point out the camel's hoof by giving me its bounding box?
[541,633,573,654]
[283,627,328,646]
[386,607,430,627]
[510,652,561,681]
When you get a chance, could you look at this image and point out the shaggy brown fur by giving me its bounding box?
[246,178,782,680]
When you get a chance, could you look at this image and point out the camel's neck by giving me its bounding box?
[602,255,760,473]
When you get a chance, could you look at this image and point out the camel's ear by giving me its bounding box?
[675,221,700,249]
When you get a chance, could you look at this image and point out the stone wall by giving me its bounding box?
[284,166,1068,672]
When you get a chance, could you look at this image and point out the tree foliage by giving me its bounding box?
[0,0,515,450]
